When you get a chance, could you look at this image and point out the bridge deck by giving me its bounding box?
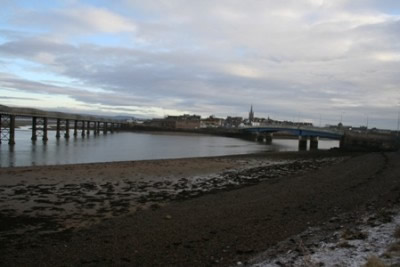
[0,105,120,123]
[243,125,344,139]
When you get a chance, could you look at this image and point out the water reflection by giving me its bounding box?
[0,130,339,167]
[7,144,15,167]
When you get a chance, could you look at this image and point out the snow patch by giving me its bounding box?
[251,210,400,267]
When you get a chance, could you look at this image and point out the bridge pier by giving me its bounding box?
[298,136,307,151]
[42,117,48,142]
[74,120,78,137]
[265,133,273,145]
[92,122,97,136]
[96,122,100,135]
[31,117,37,141]
[310,136,319,150]
[81,121,86,137]
[111,123,114,133]
[256,133,263,142]
[56,119,61,139]
[103,122,108,134]
[9,115,15,145]
[65,120,70,139]
[0,115,15,145]
[86,121,90,136]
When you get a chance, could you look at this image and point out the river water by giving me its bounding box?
[0,128,339,167]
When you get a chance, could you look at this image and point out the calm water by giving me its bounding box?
[0,129,339,167]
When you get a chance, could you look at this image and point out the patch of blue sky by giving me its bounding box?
[0,25,49,39]
[234,46,250,58]
[70,33,159,53]
[15,0,63,11]
[371,1,400,16]
[0,13,10,24]
[1,58,108,93]
[383,8,400,16]
[2,58,50,79]
[0,35,7,44]
[79,0,149,20]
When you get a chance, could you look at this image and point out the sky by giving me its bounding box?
[0,0,400,129]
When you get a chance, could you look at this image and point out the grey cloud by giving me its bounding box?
[0,96,38,101]
[0,73,150,108]
[1,34,397,123]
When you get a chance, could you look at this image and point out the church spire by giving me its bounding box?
[249,105,254,122]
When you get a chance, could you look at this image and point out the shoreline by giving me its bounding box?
[1,147,341,170]
[1,150,398,266]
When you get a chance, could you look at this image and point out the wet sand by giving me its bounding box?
[1,150,400,266]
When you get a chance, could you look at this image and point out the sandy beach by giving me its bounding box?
[1,150,400,266]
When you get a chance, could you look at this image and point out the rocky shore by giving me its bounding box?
[1,150,400,266]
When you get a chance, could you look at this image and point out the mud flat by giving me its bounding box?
[1,150,400,266]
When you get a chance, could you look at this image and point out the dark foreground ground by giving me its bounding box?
[1,150,400,266]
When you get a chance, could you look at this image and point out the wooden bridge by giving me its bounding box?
[0,105,126,145]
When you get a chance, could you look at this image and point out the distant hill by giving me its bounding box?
[111,115,137,121]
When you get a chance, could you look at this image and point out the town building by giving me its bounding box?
[224,116,243,128]
[145,114,201,129]
[200,115,224,128]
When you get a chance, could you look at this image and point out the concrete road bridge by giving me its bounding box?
[0,105,126,145]
[241,125,344,150]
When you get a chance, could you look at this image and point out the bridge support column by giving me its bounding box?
[42,117,48,142]
[310,136,319,150]
[0,115,15,145]
[31,117,37,141]
[86,121,90,136]
[65,120,70,139]
[298,136,307,151]
[73,120,78,137]
[103,122,107,134]
[96,122,100,135]
[110,123,114,133]
[81,121,86,137]
[255,133,263,142]
[265,133,273,145]
[56,119,61,139]
[9,115,15,145]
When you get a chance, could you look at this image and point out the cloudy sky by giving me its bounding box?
[0,0,400,129]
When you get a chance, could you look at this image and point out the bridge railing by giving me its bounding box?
[0,105,121,123]
[241,124,345,136]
